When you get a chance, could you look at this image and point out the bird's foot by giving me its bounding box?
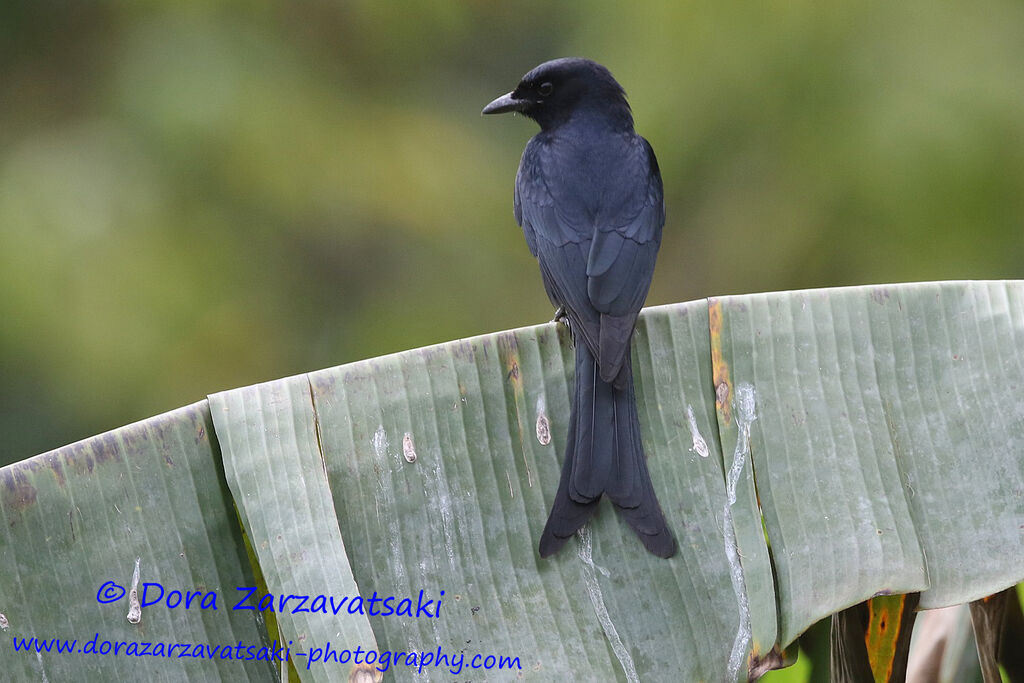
[551,306,568,325]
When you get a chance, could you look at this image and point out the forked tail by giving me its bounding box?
[538,344,676,558]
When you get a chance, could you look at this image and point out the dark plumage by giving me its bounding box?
[483,58,677,558]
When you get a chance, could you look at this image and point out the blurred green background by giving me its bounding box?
[2,2,1022,679]
[3,1,1024,465]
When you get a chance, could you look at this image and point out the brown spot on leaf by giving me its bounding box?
[748,646,786,679]
[1,466,37,511]
[93,433,122,465]
[709,298,733,425]
[349,663,381,683]
[44,452,66,488]
[66,442,96,476]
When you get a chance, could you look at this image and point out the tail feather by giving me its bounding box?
[539,344,676,558]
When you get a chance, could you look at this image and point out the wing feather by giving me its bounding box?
[515,135,665,380]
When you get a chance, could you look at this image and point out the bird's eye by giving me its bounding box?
[538,82,554,97]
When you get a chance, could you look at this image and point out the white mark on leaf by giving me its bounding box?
[535,395,551,446]
[126,557,142,624]
[35,651,49,683]
[371,424,404,584]
[403,432,417,463]
[432,462,457,571]
[724,383,757,680]
[372,424,389,459]
[686,405,710,458]
[578,528,636,682]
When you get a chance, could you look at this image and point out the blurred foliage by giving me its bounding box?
[3,0,1024,468]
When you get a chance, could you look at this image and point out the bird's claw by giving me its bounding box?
[551,306,568,325]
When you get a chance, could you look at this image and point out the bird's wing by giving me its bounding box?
[585,138,665,384]
[513,155,538,258]
[586,137,664,316]
[515,139,604,357]
[516,136,665,386]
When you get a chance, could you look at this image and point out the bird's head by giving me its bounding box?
[482,57,632,131]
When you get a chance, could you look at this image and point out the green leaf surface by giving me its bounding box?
[0,402,273,681]
[212,302,748,681]
[209,377,380,683]
[710,298,781,672]
[716,281,1024,646]
[3,281,1023,682]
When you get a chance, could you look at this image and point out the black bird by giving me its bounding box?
[483,58,676,558]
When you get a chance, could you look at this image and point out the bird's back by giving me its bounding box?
[521,125,654,237]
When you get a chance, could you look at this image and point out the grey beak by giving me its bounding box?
[482,91,526,115]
